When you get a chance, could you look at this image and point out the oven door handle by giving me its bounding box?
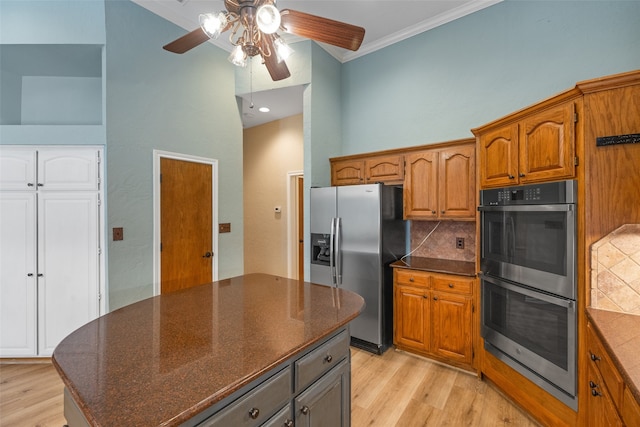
[480,274,575,308]
[478,204,574,212]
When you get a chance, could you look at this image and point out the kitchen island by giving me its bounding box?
[52,273,365,426]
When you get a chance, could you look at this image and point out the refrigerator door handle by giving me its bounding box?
[329,217,337,287]
[335,217,342,288]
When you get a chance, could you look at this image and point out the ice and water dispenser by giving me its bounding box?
[310,234,331,266]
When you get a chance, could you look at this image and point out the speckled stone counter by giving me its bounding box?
[586,308,640,402]
[391,256,476,277]
[52,274,364,426]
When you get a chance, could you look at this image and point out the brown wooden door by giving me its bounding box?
[160,158,213,294]
[403,151,438,220]
[431,291,472,365]
[394,283,429,352]
[439,145,476,219]
[478,123,519,188]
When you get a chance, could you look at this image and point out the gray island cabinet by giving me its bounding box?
[53,274,364,427]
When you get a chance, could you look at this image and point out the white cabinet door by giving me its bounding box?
[0,148,37,190]
[38,192,100,356]
[38,148,99,191]
[0,193,37,356]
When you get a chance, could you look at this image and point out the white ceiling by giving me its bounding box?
[133,0,502,128]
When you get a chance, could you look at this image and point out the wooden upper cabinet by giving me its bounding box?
[330,159,364,186]
[364,154,404,184]
[439,145,476,219]
[519,102,576,184]
[403,151,438,220]
[331,154,404,186]
[476,101,577,188]
[404,143,475,220]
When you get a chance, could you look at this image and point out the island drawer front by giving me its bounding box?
[295,329,350,392]
[395,269,430,287]
[200,367,292,427]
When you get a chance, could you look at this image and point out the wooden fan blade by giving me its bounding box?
[163,28,210,54]
[280,9,365,51]
[260,36,291,81]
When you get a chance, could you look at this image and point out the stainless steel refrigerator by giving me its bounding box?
[310,183,406,354]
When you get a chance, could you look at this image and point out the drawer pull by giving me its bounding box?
[589,381,597,389]
[409,277,414,282]
[325,354,333,363]
[248,407,260,419]
[284,420,294,427]
[433,296,438,301]
[301,405,310,415]
[591,389,602,397]
[448,283,454,288]
[590,352,601,362]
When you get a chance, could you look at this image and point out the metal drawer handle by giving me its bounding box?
[325,354,333,363]
[301,406,310,415]
[249,407,260,419]
[284,420,294,427]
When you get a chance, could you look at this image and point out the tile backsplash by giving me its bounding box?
[591,224,640,315]
[409,221,475,262]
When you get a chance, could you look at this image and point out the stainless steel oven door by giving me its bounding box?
[479,203,576,299]
[481,274,576,408]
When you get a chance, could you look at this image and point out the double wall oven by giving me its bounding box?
[479,180,577,410]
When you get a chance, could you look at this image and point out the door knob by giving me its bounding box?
[202,252,213,258]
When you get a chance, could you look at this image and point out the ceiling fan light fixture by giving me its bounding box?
[229,45,248,67]
[199,12,227,39]
[273,36,293,63]
[256,4,281,34]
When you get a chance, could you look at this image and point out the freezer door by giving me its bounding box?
[337,184,383,346]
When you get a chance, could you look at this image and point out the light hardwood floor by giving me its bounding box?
[1,348,540,426]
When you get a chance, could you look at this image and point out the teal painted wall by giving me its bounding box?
[341,0,640,155]
[105,0,243,309]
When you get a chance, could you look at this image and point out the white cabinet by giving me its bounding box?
[0,146,104,357]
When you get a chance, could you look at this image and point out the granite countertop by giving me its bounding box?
[52,273,365,426]
[391,256,477,277]
[586,308,640,402]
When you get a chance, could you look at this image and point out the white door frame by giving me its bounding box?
[152,150,219,295]
[286,170,304,279]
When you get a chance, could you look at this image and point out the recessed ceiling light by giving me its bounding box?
[259,107,270,113]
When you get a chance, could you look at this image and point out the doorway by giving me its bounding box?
[153,151,218,295]
[287,171,304,280]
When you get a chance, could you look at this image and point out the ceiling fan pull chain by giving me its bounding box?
[250,59,254,109]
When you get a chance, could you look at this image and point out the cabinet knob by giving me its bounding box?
[591,389,602,397]
[433,296,438,301]
[325,354,333,363]
[409,277,414,282]
[284,420,294,427]
[589,381,597,389]
[202,252,213,258]
[508,175,515,180]
[590,352,601,362]
[27,183,35,187]
[37,183,44,187]
[431,210,436,214]
[27,273,34,277]
[301,406,310,415]
[441,210,445,214]
[37,274,44,277]
[448,283,454,288]
[519,173,525,178]
[248,407,260,419]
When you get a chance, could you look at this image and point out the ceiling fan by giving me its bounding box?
[163,0,365,81]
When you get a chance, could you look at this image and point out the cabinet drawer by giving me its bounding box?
[432,276,473,295]
[587,324,623,407]
[395,269,430,287]
[295,330,350,393]
[201,367,292,427]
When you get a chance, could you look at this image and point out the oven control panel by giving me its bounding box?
[480,180,577,206]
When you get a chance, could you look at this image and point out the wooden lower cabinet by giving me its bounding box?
[393,268,474,370]
[586,322,640,427]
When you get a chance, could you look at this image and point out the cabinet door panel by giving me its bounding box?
[331,159,364,186]
[431,292,472,364]
[38,192,100,355]
[38,148,99,191]
[439,145,475,219]
[403,151,438,219]
[0,193,37,356]
[295,360,350,427]
[586,362,623,427]
[519,103,575,183]
[478,124,519,188]
[0,148,37,190]
[365,155,404,184]
[394,284,429,351]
